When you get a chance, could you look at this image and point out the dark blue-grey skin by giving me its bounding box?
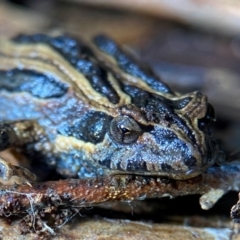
[0,34,220,180]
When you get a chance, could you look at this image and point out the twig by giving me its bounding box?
[0,162,239,214]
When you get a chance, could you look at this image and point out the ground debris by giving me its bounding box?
[0,162,239,235]
[20,206,78,238]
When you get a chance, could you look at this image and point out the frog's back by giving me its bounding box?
[0,33,173,137]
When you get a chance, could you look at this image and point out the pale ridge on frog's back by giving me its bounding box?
[0,33,220,180]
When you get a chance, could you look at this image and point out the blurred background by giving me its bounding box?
[0,0,240,239]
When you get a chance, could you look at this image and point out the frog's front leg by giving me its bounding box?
[0,120,49,185]
[0,156,36,185]
[0,121,49,150]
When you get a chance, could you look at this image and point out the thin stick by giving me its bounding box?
[0,162,239,215]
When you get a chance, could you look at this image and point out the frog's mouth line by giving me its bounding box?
[100,169,203,181]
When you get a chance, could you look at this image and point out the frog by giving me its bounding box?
[0,33,220,182]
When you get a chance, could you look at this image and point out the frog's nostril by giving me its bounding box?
[205,103,216,122]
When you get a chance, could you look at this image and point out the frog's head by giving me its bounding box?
[93,86,219,179]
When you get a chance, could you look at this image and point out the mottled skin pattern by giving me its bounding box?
[0,34,220,181]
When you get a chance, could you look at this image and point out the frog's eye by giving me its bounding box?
[109,116,142,144]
